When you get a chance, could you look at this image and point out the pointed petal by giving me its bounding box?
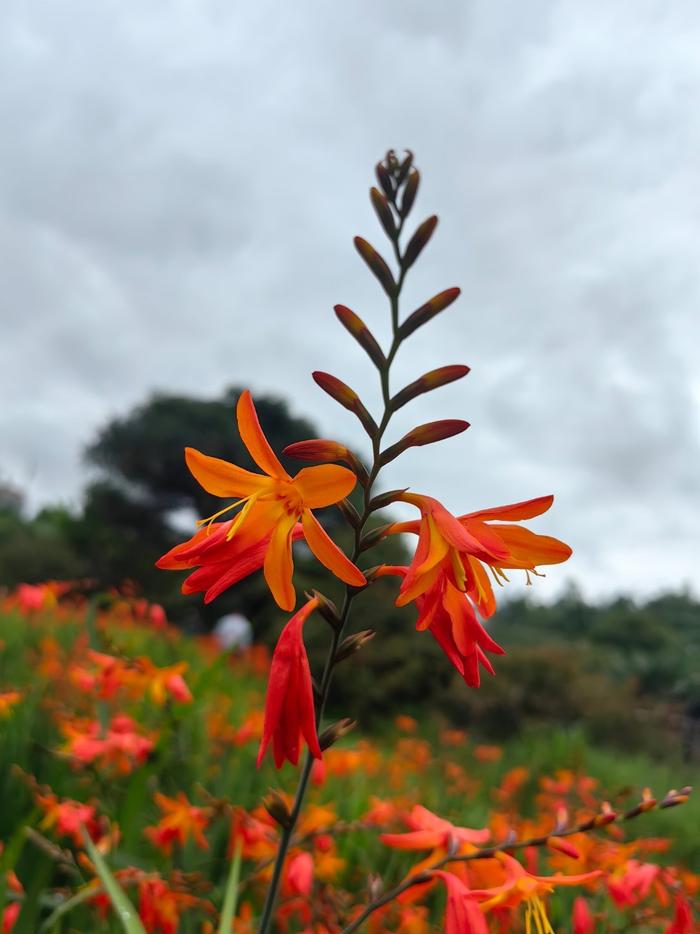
[301,510,366,586]
[263,514,297,610]
[492,525,572,569]
[237,390,290,480]
[293,464,357,508]
[185,447,272,498]
[461,495,554,523]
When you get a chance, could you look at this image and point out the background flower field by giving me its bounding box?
[0,586,697,932]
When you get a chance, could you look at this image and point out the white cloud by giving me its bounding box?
[1,0,698,599]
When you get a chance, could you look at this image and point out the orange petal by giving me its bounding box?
[237,390,290,481]
[293,464,357,508]
[263,515,297,610]
[462,495,554,523]
[301,510,366,586]
[492,525,572,568]
[185,448,272,498]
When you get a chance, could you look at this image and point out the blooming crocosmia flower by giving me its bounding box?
[144,792,210,855]
[389,493,571,618]
[380,805,490,854]
[432,871,488,934]
[469,852,601,934]
[257,598,322,768]
[36,792,101,847]
[377,566,504,686]
[157,390,365,611]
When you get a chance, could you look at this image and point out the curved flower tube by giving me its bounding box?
[257,597,322,768]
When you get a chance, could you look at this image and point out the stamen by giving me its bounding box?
[225,494,260,541]
[196,497,248,532]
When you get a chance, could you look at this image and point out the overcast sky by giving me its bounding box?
[1,1,698,602]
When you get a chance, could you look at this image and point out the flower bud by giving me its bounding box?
[399,287,461,340]
[353,236,396,297]
[367,488,409,512]
[379,419,469,465]
[283,437,369,485]
[400,168,420,217]
[334,304,386,369]
[391,365,470,412]
[370,187,397,240]
[319,718,356,751]
[367,873,384,901]
[337,497,362,529]
[402,215,438,269]
[334,629,375,663]
[546,836,581,859]
[396,150,413,185]
[312,371,378,438]
[375,162,394,200]
[359,524,392,552]
[305,589,341,630]
[263,791,292,829]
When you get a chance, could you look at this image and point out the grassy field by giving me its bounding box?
[0,594,697,932]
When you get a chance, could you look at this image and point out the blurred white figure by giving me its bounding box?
[213,612,252,651]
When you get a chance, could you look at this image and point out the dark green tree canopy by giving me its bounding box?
[85,387,318,518]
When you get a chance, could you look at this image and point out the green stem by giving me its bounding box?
[256,197,409,934]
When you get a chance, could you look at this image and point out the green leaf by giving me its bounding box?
[217,839,242,934]
[81,829,146,934]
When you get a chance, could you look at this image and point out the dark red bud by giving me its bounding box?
[402,215,438,269]
[400,169,420,217]
[399,287,461,340]
[375,162,394,200]
[391,365,470,412]
[353,237,396,297]
[379,419,470,465]
[370,187,397,241]
[312,371,378,438]
[334,304,386,369]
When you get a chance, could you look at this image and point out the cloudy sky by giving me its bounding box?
[1,1,698,601]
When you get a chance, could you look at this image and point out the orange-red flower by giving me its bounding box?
[144,792,210,855]
[432,871,488,934]
[388,493,571,618]
[377,565,504,686]
[157,390,365,610]
[257,598,322,768]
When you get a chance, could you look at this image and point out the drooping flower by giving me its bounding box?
[377,565,504,686]
[257,598,322,768]
[432,871,488,934]
[157,390,365,610]
[387,493,571,618]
